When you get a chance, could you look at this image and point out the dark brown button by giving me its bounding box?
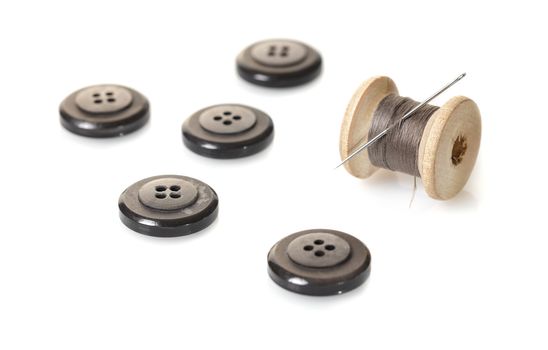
[268,229,371,296]
[118,175,218,237]
[60,84,149,137]
[182,104,274,158]
[236,39,322,87]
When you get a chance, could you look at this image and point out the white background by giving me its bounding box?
[1,0,547,349]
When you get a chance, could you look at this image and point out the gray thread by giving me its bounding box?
[368,94,439,177]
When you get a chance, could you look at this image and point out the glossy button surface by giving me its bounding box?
[182,104,274,159]
[236,39,322,87]
[118,175,218,237]
[268,229,371,296]
[60,84,149,137]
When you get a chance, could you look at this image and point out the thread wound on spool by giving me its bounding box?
[368,95,439,176]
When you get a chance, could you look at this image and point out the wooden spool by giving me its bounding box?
[339,76,482,200]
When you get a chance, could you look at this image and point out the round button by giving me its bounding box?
[198,105,257,135]
[287,232,351,268]
[267,229,371,296]
[250,40,308,67]
[60,84,149,137]
[138,178,198,211]
[118,175,218,237]
[75,85,133,114]
[236,38,322,87]
[182,104,274,159]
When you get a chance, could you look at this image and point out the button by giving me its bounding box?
[60,84,149,137]
[267,229,371,296]
[182,104,274,159]
[118,175,218,237]
[236,39,322,87]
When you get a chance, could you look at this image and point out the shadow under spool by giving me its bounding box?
[339,76,482,200]
[368,95,439,177]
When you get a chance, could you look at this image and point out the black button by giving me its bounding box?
[182,104,274,159]
[268,229,371,296]
[118,175,218,237]
[60,84,149,137]
[236,39,322,87]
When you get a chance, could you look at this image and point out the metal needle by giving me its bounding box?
[336,73,466,169]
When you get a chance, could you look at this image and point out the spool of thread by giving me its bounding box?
[339,76,482,200]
